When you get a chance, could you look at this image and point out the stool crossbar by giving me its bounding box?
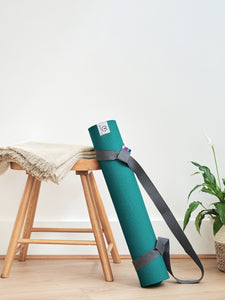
[1,159,120,281]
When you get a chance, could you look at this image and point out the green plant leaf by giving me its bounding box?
[217,191,225,202]
[213,215,223,235]
[222,178,225,186]
[191,161,219,194]
[201,187,216,196]
[205,209,218,218]
[191,161,201,168]
[191,171,201,176]
[195,210,208,234]
[188,184,205,200]
[214,202,225,225]
[183,201,202,231]
[201,167,216,187]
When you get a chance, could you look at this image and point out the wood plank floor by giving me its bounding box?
[0,258,224,300]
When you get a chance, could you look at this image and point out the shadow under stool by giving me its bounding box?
[1,159,120,281]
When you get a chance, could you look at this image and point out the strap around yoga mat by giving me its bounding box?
[95,147,204,284]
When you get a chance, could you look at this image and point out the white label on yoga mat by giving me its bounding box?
[97,121,110,136]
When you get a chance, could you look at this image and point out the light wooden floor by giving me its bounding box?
[0,258,224,300]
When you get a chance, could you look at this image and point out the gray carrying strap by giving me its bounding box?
[95,148,204,284]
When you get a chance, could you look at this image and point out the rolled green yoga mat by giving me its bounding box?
[88,120,169,287]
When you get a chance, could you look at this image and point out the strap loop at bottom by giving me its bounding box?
[133,237,169,272]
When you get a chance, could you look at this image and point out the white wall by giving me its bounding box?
[0,0,225,255]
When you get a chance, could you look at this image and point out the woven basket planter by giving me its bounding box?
[214,225,225,272]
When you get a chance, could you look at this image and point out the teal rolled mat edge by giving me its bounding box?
[88,120,169,287]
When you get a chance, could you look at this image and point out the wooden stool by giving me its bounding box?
[1,159,120,281]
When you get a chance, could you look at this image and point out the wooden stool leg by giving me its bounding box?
[88,172,121,263]
[18,179,41,261]
[79,173,113,282]
[1,175,35,278]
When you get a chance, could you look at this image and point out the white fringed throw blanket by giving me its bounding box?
[0,142,96,184]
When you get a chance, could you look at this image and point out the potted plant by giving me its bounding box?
[183,137,225,272]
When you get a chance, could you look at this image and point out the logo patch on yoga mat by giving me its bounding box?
[97,122,110,136]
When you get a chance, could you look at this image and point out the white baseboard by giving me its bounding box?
[0,219,215,255]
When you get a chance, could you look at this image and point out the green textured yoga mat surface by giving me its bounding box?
[89,120,169,287]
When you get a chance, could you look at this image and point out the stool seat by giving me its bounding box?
[1,159,120,281]
[10,159,101,171]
